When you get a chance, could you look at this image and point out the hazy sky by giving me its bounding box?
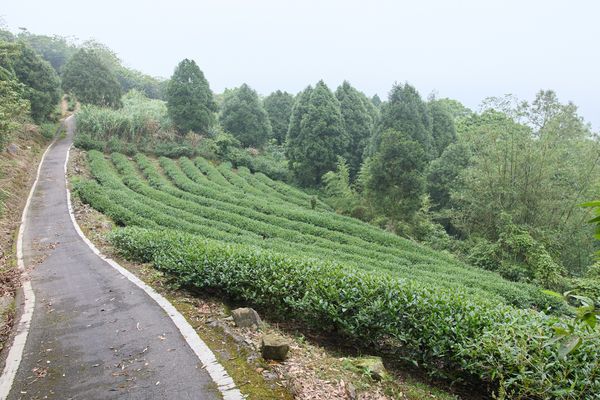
[3,0,599,130]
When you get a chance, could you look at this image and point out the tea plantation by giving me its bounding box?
[74,150,600,399]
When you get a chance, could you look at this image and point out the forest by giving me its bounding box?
[1,27,599,399]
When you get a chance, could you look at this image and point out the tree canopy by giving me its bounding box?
[17,32,76,74]
[219,84,272,148]
[263,90,294,144]
[428,99,457,157]
[62,48,122,108]
[368,83,433,158]
[12,43,60,122]
[286,81,347,186]
[364,129,427,221]
[335,81,374,178]
[166,58,216,135]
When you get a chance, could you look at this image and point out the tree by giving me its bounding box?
[428,100,457,157]
[62,48,122,108]
[335,81,374,178]
[451,95,600,277]
[368,83,433,158]
[371,94,382,108]
[433,98,473,120]
[0,41,29,146]
[17,32,76,74]
[364,129,427,221]
[426,142,471,211]
[219,83,272,148]
[80,40,165,99]
[263,90,294,144]
[166,59,216,134]
[285,81,347,186]
[12,43,60,122]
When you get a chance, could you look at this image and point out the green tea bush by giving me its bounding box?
[79,151,563,311]
[108,227,600,399]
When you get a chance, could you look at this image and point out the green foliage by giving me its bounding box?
[451,95,600,276]
[17,32,76,74]
[286,81,348,186]
[426,142,471,211]
[428,100,456,157]
[77,149,557,310]
[166,59,216,134]
[431,98,473,120]
[77,40,166,99]
[335,81,375,178]
[73,91,192,156]
[369,83,433,158]
[62,48,122,108]
[322,157,361,214]
[466,215,567,290]
[40,122,59,140]
[364,129,427,221]
[107,226,599,399]
[370,94,382,108]
[219,84,272,148]
[11,43,61,122]
[0,41,29,146]
[263,90,295,144]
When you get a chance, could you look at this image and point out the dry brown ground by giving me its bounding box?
[0,123,53,350]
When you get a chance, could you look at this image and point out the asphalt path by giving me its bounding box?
[6,117,223,399]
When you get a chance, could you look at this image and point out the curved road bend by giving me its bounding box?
[6,117,223,399]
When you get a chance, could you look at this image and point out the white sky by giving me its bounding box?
[3,0,599,130]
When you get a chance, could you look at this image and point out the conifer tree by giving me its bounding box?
[335,81,374,178]
[368,83,433,157]
[219,83,271,148]
[166,59,216,134]
[263,90,294,144]
[286,81,347,186]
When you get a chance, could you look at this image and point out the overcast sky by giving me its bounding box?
[3,0,598,130]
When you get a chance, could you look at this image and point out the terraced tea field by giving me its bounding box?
[75,150,556,311]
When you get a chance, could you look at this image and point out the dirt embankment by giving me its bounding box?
[0,123,54,349]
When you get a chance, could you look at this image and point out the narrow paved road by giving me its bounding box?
[7,117,222,399]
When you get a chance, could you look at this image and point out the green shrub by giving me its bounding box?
[73,132,104,151]
[40,122,58,140]
[108,227,600,399]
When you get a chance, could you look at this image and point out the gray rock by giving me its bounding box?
[231,307,261,328]
[352,356,388,381]
[7,143,19,155]
[261,334,289,361]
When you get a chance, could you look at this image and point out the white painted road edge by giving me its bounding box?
[64,143,244,400]
[0,129,57,399]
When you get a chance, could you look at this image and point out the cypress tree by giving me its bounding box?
[335,81,374,178]
[286,81,347,186]
[219,83,272,148]
[368,83,433,158]
[166,59,216,134]
[263,90,294,144]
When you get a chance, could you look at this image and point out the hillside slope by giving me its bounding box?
[75,150,558,310]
